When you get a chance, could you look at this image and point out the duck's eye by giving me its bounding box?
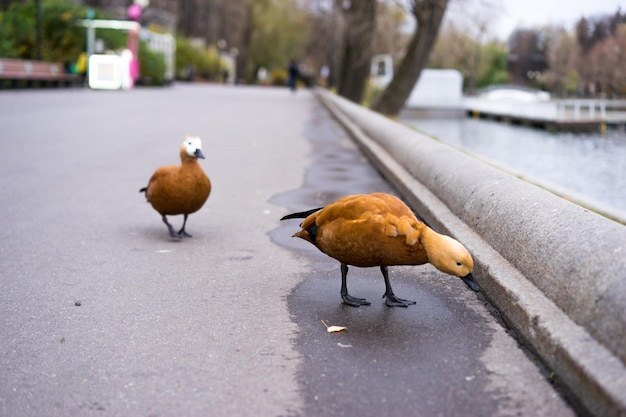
[456,262,462,266]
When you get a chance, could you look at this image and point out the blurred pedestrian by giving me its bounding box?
[287,59,299,92]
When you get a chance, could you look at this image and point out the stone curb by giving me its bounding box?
[315,89,626,417]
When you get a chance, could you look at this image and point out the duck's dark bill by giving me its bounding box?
[462,273,480,292]
[194,148,206,159]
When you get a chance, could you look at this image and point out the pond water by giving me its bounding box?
[402,116,626,218]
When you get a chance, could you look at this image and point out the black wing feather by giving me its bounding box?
[280,207,324,221]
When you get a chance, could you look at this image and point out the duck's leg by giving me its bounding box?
[381,266,416,307]
[162,215,179,238]
[177,214,193,238]
[340,264,371,307]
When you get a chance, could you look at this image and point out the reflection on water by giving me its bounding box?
[403,117,626,215]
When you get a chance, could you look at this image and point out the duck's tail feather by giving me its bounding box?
[139,187,147,193]
[280,207,323,221]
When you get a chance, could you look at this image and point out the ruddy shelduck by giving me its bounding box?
[140,135,211,238]
[281,192,478,307]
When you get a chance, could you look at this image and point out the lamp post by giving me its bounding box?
[35,0,42,60]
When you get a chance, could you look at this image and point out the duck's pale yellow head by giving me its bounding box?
[423,232,479,291]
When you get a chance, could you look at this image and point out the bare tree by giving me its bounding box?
[301,0,342,87]
[371,2,410,63]
[544,28,577,96]
[574,11,626,96]
[587,27,626,97]
[614,26,626,94]
[371,0,449,115]
[337,0,377,103]
[434,0,503,93]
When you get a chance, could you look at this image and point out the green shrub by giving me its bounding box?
[271,69,287,86]
[138,39,166,85]
[0,0,87,62]
[175,36,226,81]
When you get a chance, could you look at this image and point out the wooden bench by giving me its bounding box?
[0,58,81,88]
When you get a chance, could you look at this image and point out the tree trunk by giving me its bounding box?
[337,0,377,103]
[371,0,449,116]
[236,0,254,83]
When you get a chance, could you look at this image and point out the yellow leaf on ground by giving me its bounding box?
[321,320,347,333]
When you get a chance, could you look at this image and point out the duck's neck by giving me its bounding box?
[180,157,198,166]
[419,227,446,264]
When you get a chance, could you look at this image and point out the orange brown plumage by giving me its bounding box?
[140,135,211,238]
[281,192,478,307]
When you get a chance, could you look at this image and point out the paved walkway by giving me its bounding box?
[0,85,575,416]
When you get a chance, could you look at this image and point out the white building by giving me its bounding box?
[405,69,463,109]
[370,55,464,110]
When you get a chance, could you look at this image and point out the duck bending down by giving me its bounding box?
[140,135,211,238]
[281,192,479,307]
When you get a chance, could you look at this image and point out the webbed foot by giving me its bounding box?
[177,214,193,238]
[342,294,371,307]
[383,292,416,308]
[162,216,182,239]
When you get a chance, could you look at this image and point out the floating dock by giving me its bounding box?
[463,98,626,132]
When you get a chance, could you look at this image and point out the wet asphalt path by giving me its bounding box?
[0,85,574,416]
